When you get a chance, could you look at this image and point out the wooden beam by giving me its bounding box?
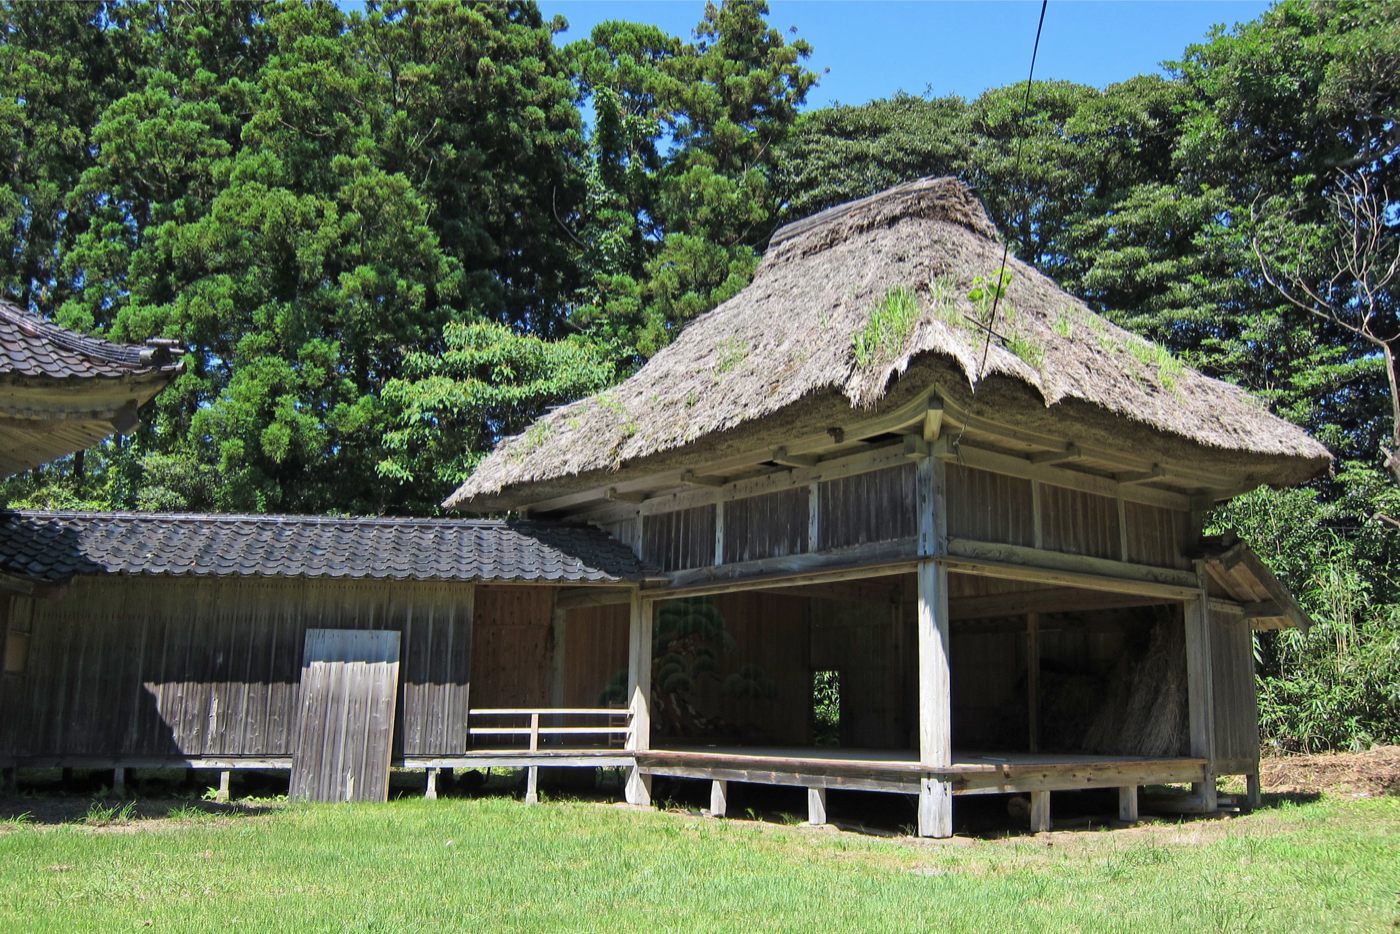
[902,435,930,461]
[1115,464,1167,486]
[1030,790,1051,833]
[1027,613,1040,754]
[1118,785,1139,823]
[942,540,1202,598]
[710,779,728,818]
[1030,442,1081,466]
[772,446,820,469]
[679,470,725,488]
[625,591,653,807]
[664,538,919,596]
[606,487,647,504]
[923,398,945,442]
[916,454,953,838]
[553,588,633,611]
[950,587,1169,621]
[1184,580,1218,811]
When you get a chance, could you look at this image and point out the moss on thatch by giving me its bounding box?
[448,177,1330,511]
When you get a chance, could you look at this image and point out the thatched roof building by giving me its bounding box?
[448,177,1328,513]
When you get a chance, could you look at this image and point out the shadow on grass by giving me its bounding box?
[0,794,280,827]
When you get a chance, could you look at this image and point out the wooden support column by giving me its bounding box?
[1027,612,1040,754]
[1246,773,1261,810]
[549,604,567,708]
[1118,785,1139,823]
[525,766,539,805]
[625,590,653,807]
[1030,791,1051,833]
[425,768,439,801]
[710,779,728,818]
[216,769,231,804]
[916,455,953,839]
[714,503,725,566]
[807,787,828,826]
[1184,578,1218,811]
[112,767,125,797]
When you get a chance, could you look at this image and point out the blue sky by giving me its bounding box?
[540,1,1274,105]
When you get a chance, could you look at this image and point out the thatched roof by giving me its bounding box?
[448,177,1330,512]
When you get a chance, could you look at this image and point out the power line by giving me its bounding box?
[975,0,1050,383]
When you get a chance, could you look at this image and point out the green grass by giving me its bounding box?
[854,285,920,368]
[0,795,1396,931]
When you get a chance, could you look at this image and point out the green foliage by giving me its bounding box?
[853,285,919,368]
[811,670,840,747]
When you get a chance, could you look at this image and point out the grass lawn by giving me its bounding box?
[0,791,1396,932]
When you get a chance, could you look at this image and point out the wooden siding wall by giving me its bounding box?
[810,597,912,749]
[1123,502,1192,570]
[817,463,917,550]
[469,586,556,709]
[1039,484,1121,560]
[949,625,1027,750]
[945,465,1035,546]
[724,488,808,563]
[0,577,473,761]
[559,604,629,707]
[643,505,715,571]
[1210,609,1261,771]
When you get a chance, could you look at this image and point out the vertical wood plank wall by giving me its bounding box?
[0,576,484,761]
[818,464,917,551]
[558,604,630,707]
[642,506,715,571]
[1210,609,1261,772]
[944,465,1035,545]
[469,586,555,708]
[723,488,808,563]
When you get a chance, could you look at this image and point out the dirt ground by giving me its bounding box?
[1259,745,1400,797]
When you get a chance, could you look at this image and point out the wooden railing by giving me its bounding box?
[467,707,632,751]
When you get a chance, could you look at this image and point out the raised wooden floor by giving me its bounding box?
[636,746,1206,796]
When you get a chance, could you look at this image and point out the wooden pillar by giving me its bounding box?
[1246,773,1261,809]
[216,769,231,804]
[625,590,653,807]
[524,766,539,805]
[549,604,567,708]
[1027,612,1040,753]
[709,779,728,818]
[1184,582,1217,811]
[1030,790,1051,833]
[807,786,828,826]
[425,768,438,801]
[112,767,126,797]
[916,454,953,838]
[1118,785,1139,823]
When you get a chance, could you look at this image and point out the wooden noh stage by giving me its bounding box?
[0,178,1326,838]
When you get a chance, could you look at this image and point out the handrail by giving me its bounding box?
[466,706,632,752]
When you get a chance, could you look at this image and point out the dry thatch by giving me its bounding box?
[448,177,1330,511]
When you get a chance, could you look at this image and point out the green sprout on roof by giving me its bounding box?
[713,336,749,376]
[854,285,920,368]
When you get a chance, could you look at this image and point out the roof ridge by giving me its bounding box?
[1,508,537,528]
[0,300,183,372]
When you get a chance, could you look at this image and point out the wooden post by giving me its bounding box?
[525,766,539,805]
[714,502,725,566]
[807,786,828,826]
[549,604,567,709]
[1118,785,1139,823]
[916,455,953,839]
[1030,790,1051,833]
[112,767,126,797]
[807,480,820,552]
[1027,612,1040,754]
[1184,582,1218,811]
[625,591,653,807]
[425,768,438,801]
[1246,773,1261,809]
[709,779,728,818]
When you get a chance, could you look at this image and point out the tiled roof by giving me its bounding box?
[0,300,182,380]
[0,511,655,585]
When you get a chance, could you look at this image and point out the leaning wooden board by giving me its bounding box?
[290,629,401,802]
